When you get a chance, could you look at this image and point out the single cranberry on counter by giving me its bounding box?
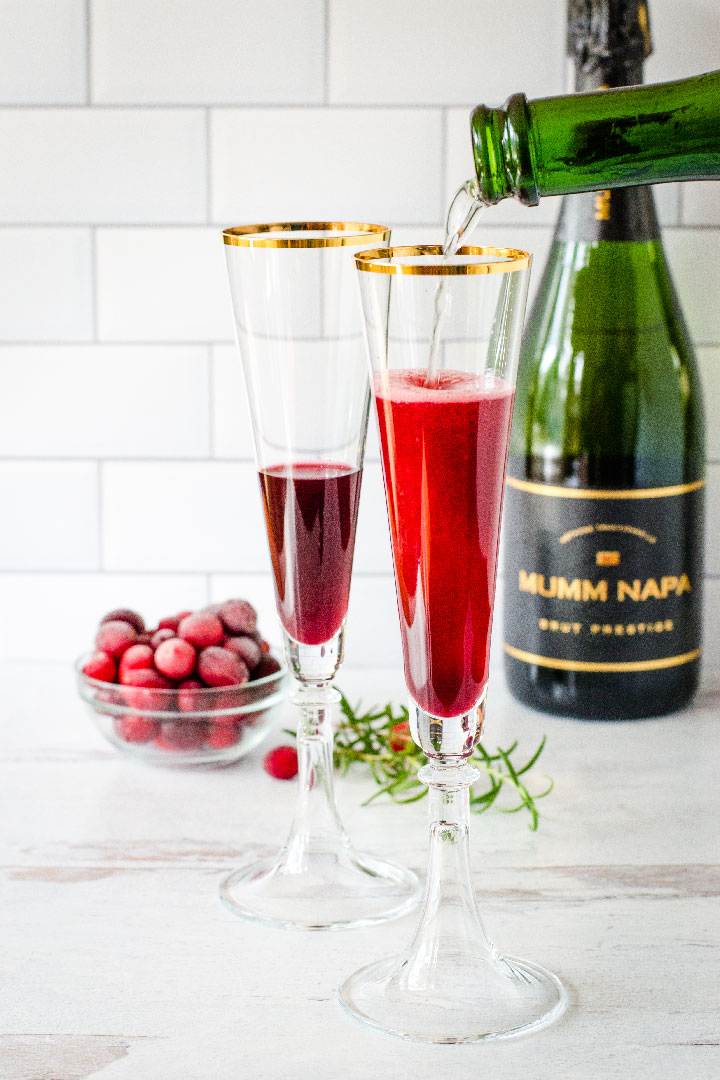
[95,620,138,659]
[179,612,225,650]
[224,635,262,671]
[206,719,240,749]
[118,644,155,682]
[82,650,116,683]
[263,745,298,780]
[154,637,196,681]
[389,720,412,752]
[100,608,145,634]
[197,646,249,687]
[157,721,207,751]
[218,599,257,636]
[254,654,282,680]
[116,715,160,744]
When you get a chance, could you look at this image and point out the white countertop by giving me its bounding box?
[2,661,719,1080]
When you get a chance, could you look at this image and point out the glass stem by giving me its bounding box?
[280,682,350,872]
[401,762,496,991]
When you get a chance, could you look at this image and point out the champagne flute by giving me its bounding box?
[220,222,420,930]
[340,244,567,1038]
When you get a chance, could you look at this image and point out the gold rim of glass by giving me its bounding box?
[223,221,390,248]
[355,244,531,275]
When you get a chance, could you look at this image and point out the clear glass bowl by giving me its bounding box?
[76,654,288,767]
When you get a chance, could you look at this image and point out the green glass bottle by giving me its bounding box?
[500,0,706,719]
[470,64,720,205]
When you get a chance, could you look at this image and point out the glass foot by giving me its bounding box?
[339,951,567,1043]
[220,847,421,931]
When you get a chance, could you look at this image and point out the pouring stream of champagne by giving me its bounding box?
[425,179,487,387]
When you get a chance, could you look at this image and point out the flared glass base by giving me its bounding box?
[339,951,567,1043]
[220,846,420,931]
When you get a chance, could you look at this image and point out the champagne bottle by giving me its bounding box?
[501,0,706,719]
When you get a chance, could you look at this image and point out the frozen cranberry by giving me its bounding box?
[389,720,412,753]
[207,719,240,750]
[263,745,298,780]
[254,654,282,680]
[119,667,169,689]
[120,667,172,711]
[197,646,249,687]
[100,608,145,634]
[218,599,257,636]
[224,635,262,670]
[136,632,153,645]
[116,715,160,743]
[118,644,155,682]
[95,620,138,659]
[179,612,224,649]
[157,721,206,751]
[157,611,188,632]
[150,627,175,649]
[154,637,196,680]
[177,678,205,713]
[259,638,271,655]
[82,650,116,683]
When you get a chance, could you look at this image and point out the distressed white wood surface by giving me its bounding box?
[1,660,718,1080]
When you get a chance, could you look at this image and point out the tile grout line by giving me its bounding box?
[204,108,212,223]
[323,0,330,104]
[96,460,104,571]
[85,0,92,105]
[90,227,99,340]
[207,345,216,457]
[0,102,481,111]
[3,567,720,581]
[439,106,448,224]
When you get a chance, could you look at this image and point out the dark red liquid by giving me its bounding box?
[375,370,514,717]
[259,463,362,646]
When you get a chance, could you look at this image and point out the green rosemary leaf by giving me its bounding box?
[289,690,552,831]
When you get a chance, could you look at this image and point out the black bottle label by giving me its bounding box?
[502,477,704,673]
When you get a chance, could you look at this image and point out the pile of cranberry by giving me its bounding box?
[81,600,281,753]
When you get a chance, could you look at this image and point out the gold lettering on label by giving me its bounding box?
[596,550,621,567]
[618,579,641,602]
[583,580,608,602]
[641,578,662,600]
[595,189,611,221]
[520,570,691,604]
[557,578,581,601]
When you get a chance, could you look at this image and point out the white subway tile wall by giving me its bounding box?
[0,0,718,687]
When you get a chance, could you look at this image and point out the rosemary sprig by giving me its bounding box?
[328,692,553,831]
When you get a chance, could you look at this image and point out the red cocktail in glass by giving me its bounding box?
[375,370,513,717]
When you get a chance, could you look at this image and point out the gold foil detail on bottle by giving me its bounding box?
[595,189,611,220]
[502,644,700,673]
[506,477,704,500]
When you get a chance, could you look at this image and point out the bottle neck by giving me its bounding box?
[470,70,720,205]
[557,52,660,243]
